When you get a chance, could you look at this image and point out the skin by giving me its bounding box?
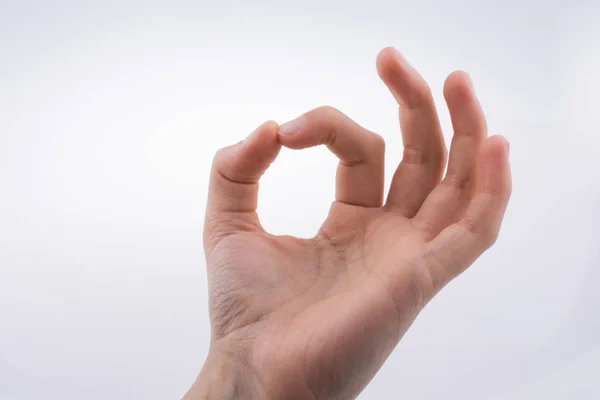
[184,47,512,400]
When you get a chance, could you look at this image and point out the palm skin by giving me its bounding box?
[185,47,511,400]
[205,205,434,399]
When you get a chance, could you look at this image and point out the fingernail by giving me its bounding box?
[279,117,303,136]
[506,140,511,155]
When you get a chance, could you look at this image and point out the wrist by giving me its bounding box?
[183,349,266,400]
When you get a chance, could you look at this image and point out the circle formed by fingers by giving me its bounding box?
[279,106,386,208]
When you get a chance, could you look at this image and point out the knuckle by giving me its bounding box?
[369,132,386,154]
[482,182,505,197]
[443,170,472,190]
[212,145,234,171]
[313,105,341,118]
[304,106,343,145]
[402,147,428,165]
[461,217,497,248]
[480,232,498,249]
[212,146,227,165]
[212,144,255,184]
[318,108,341,144]
[411,217,435,241]
[309,106,344,128]
[401,144,445,167]
[484,224,500,247]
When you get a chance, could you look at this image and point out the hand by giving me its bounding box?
[185,47,512,400]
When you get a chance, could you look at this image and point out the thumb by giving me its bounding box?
[204,121,281,246]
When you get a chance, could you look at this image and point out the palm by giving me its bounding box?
[207,207,421,398]
[197,48,511,400]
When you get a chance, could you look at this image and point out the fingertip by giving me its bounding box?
[246,120,279,144]
[376,48,431,110]
[262,119,280,133]
[244,120,280,151]
[277,115,308,150]
[376,46,402,80]
[219,121,281,182]
[443,70,474,101]
[481,135,510,160]
[491,134,509,149]
[277,106,343,150]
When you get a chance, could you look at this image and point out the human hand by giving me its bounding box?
[184,47,512,400]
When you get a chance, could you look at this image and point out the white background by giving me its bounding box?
[1,1,599,399]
